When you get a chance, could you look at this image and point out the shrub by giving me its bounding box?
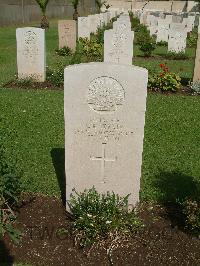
[139,40,156,57]
[183,199,200,233]
[129,12,140,31]
[148,63,181,92]
[157,41,168,46]
[0,120,22,242]
[47,65,64,87]
[187,31,197,48]
[136,25,150,45]
[190,80,200,94]
[68,187,143,247]
[78,38,103,62]
[55,46,73,56]
[166,51,188,60]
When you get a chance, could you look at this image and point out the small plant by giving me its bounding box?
[46,63,65,87]
[95,0,107,13]
[68,187,143,247]
[190,80,200,94]
[0,120,22,242]
[187,30,197,48]
[157,41,168,46]
[16,77,34,87]
[166,51,188,60]
[148,63,181,92]
[35,0,50,28]
[78,38,103,61]
[55,46,73,56]
[129,12,140,31]
[183,199,200,234]
[139,40,156,57]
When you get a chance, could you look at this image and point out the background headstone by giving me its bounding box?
[168,23,187,53]
[58,20,76,51]
[78,17,90,39]
[193,24,200,81]
[64,62,148,209]
[16,27,46,82]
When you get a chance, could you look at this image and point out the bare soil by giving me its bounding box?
[1,194,200,266]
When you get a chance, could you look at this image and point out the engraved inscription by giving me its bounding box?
[75,118,134,143]
[90,142,117,184]
[87,76,125,112]
[23,30,38,64]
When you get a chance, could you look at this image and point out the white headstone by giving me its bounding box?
[88,14,101,34]
[58,20,77,51]
[193,23,200,81]
[168,23,187,53]
[104,28,134,64]
[78,17,90,39]
[64,62,148,209]
[16,27,46,82]
[156,19,170,42]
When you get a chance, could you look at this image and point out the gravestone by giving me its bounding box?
[88,14,101,34]
[168,23,187,53]
[156,19,170,42]
[16,27,46,82]
[64,62,148,209]
[193,23,200,81]
[58,20,76,51]
[78,17,90,39]
[104,28,134,64]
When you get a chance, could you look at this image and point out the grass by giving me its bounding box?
[0,21,199,203]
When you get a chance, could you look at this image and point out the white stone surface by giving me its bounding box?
[104,28,134,65]
[16,27,46,82]
[78,17,90,39]
[156,18,170,42]
[168,23,187,53]
[58,20,76,51]
[64,62,148,209]
[88,14,101,34]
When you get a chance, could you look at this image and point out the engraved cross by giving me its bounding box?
[90,143,117,184]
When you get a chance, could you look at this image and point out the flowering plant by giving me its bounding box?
[148,63,181,92]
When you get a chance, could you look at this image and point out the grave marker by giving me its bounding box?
[58,20,76,51]
[16,27,46,82]
[64,62,148,209]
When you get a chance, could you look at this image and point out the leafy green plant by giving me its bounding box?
[135,24,151,45]
[68,187,143,247]
[183,199,200,234]
[187,30,197,48]
[129,12,140,31]
[139,40,156,57]
[166,51,188,60]
[78,38,103,61]
[55,46,73,56]
[156,40,168,46]
[148,63,181,92]
[35,0,50,28]
[46,62,66,87]
[190,80,200,93]
[0,120,22,242]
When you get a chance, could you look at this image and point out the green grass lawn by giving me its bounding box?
[0,22,199,203]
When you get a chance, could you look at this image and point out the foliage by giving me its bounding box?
[129,12,140,31]
[183,199,200,233]
[78,38,103,61]
[156,41,168,47]
[68,187,143,247]
[139,40,156,57]
[55,46,73,56]
[187,31,198,48]
[166,51,188,60]
[95,23,113,44]
[35,0,50,15]
[35,0,50,28]
[148,63,181,92]
[190,80,200,93]
[46,62,66,87]
[71,0,79,9]
[0,120,22,242]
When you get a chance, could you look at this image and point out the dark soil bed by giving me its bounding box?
[3,80,199,97]
[1,194,200,266]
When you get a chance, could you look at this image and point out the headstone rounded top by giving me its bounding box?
[87,76,125,113]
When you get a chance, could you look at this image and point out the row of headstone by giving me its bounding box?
[104,14,134,65]
[77,10,120,39]
[134,9,198,54]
